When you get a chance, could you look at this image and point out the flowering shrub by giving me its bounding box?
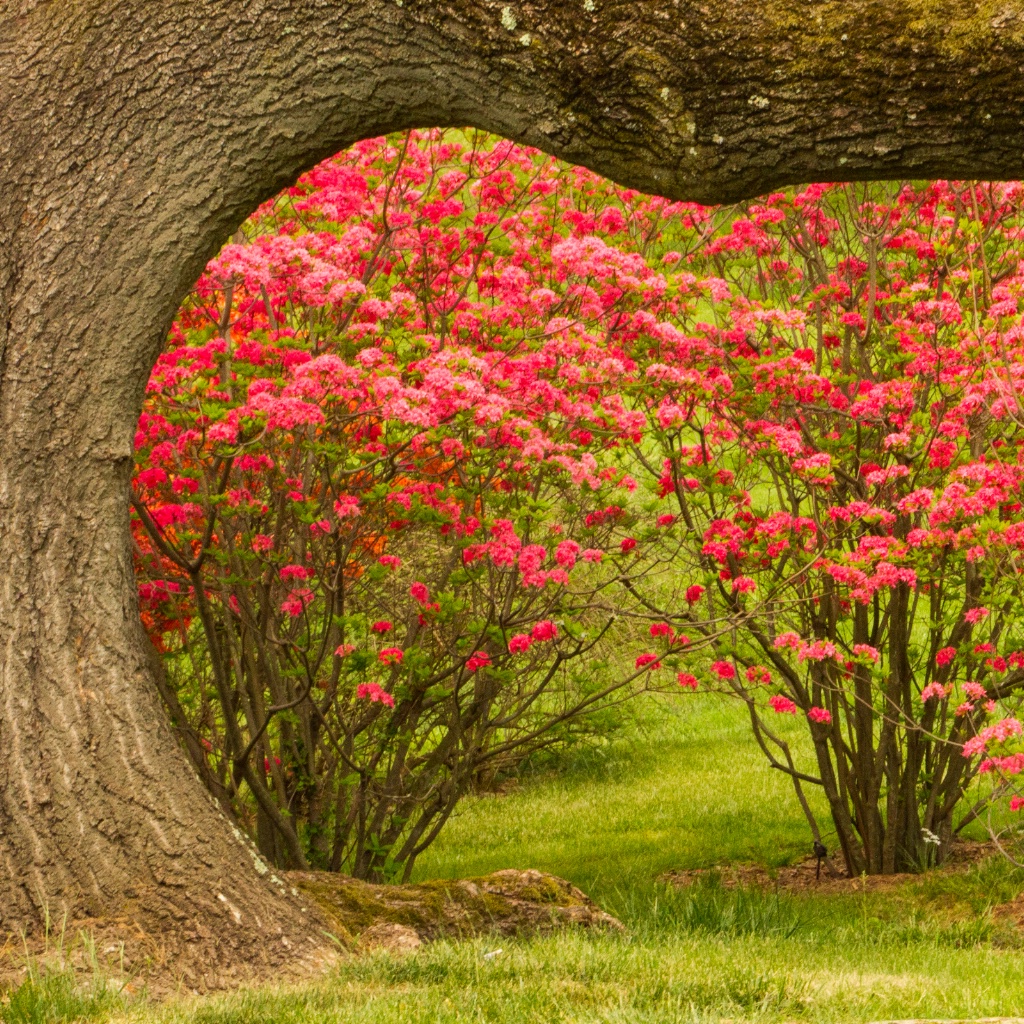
[132,131,677,879]
[135,128,1024,878]
[609,180,1024,873]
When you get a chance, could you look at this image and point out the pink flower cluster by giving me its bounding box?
[465,651,492,672]
[131,132,1024,829]
[357,682,395,707]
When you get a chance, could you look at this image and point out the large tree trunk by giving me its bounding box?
[0,380,330,983]
[3,0,1024,974]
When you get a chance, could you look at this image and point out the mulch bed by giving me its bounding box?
[662,840,996,894]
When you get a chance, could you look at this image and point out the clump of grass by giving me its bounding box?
[1,931,128,1024]
[608,873,802,940]
[910,850,1024,913]
[2,967,122,1024]
[857,908,999,949]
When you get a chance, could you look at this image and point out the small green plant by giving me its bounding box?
[1,928,128,1024]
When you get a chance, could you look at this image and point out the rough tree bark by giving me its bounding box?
[3,0,1024,977]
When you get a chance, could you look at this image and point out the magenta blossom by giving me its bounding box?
[769,694,798,715]
[531,620,558,642]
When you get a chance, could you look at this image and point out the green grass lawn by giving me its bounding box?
[9,694,1024,1024]
[414,693,829,896]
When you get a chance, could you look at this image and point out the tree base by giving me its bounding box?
[0,868,625,994]
[1,888,336,996]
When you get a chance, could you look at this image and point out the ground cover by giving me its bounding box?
[6,694,1024,1023]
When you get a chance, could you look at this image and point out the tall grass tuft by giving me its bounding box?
[609,873,802,940]
[0,932,128,1024]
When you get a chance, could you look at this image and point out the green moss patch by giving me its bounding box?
[289,869,623,946]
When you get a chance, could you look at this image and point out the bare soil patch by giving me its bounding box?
[662,840,997,895]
